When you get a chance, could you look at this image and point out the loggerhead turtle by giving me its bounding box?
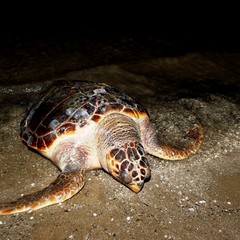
[0,80,203,215]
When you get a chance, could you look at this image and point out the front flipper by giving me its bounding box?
[0,170,84,215]
[143,122,204,160]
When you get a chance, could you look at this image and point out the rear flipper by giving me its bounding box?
[143,122,204,160]
[0,170,84,215]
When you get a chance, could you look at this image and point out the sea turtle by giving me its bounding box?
[0,80,203,215]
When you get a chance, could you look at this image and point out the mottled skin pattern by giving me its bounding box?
[0,80,203,215]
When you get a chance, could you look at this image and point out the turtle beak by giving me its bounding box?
[128,181,144,193]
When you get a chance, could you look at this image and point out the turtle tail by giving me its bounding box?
[0,170,84,215]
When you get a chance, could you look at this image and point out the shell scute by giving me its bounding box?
[95,105,107,115]
[43,132,58,147]
[91,114,101,122]
[29,135,38,148]
[108,103,124,111]
[37,137,46,150]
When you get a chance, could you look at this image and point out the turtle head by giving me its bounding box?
[106,142,151,193]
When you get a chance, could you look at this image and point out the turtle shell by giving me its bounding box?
[20,80,149,150]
